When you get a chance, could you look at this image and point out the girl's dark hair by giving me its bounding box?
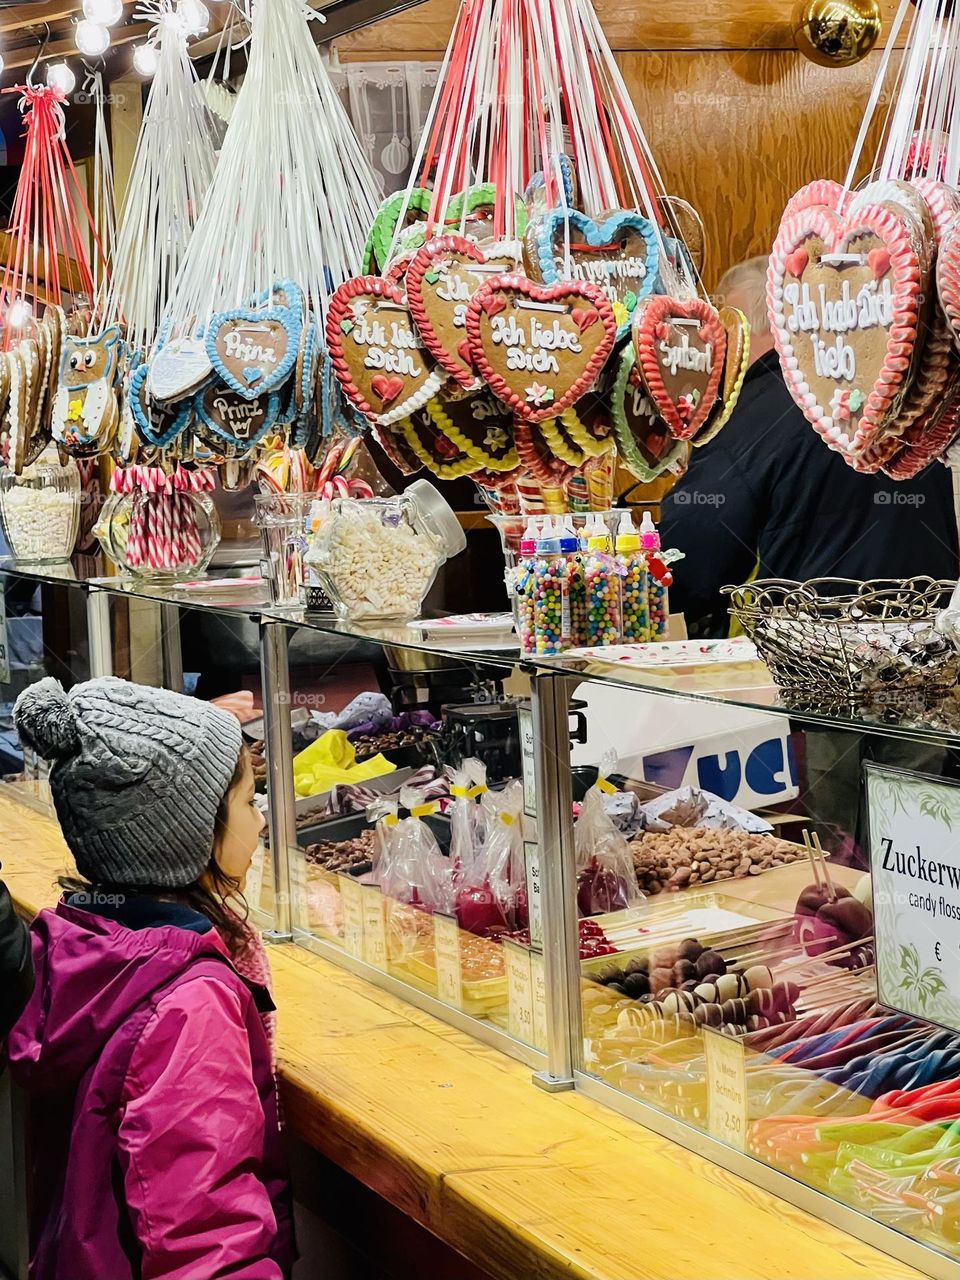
[59,749,251,956]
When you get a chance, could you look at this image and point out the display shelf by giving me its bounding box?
[0,797,925,1280]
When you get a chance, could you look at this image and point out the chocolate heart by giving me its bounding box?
[326,276,444,427]
[769,196,923,457]
[526,208,659,336]
[406,235,488,389]
[611,343,685,481]
[464,274,616,424]
[206,308,300,401]
[633,296,726,440]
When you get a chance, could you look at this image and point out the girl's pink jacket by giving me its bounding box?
[8,897,294,1280]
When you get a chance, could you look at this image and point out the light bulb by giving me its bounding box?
[46,63,76,96]
[176,0,208,34]
[132,43,159,76]
[75,20,110,57]
[82,0,123,24]
[8,300,32,328]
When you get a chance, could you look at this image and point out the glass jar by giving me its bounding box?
[306,480,467,622]
[0,449,82,564]
[96,486,221,583]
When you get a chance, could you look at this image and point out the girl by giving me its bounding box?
[8,676,293,1280]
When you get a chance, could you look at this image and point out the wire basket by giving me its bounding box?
[722,578,960,704]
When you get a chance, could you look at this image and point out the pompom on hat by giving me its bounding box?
[14,677,243,888]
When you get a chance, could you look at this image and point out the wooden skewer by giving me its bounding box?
[811,831,838,903]
[801,829,824,892]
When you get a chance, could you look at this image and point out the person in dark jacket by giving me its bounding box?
[661,256,960,638]
[0,875,33,1037]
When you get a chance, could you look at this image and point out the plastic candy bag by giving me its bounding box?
[574,754,643,917]
[446,759,488,881]
[372,785,456,914]
[456,779,524,937]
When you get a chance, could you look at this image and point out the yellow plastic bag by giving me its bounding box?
[292,729,396,797]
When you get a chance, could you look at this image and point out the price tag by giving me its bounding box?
[523,841,543,949]
[244,841,265,914]
[287,846,307,927]
[703,1028,747,1151]
[433,913,464,1009]
[518,706,537,818]
[530,948,547,1052]
[503,939,534,1044]
[338,874,365,958]
[362,885,388,969]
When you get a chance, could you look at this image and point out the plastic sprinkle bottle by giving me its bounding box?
[533,517,570,655]
[641,511,670,641]
[584,515,621,646]
[616,510,650,642]
[515,516,539,655]
[558,517,587,648]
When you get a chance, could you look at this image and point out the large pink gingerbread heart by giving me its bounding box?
[768,195,923,457]
[326,276,444,427]
[464,274,616,423]
[632,296,726,440]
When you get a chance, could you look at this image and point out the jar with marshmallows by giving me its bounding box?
[306,480,466,622]
[0,447,81,564]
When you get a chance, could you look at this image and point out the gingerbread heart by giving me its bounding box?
[513,419,576,487]
[936,214,960,351]
[527,208,659,336]
[326,277,444,427]
[406,235,490,389]
[195,382,279,453]
[523,154,579,217]
[149,334,212,403]
[882,372,960,480]
[690,307,751,448]
[206,304,301,401]
[656,196,706,276]
[464,275,616,423]
[372,423,425,476]
[401,410,478,480]
[422,386,518,472]
[768,197,922,456]
[633,296,726,441]
[611,343,685,481]
[129,363,192,448]
[363,188,434,274]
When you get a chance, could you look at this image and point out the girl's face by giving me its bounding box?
[214,752,266,888]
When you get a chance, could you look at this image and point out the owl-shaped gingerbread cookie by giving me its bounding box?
[52,326,122,455]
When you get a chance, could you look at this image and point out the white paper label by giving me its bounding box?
[867,764,960,1033]
[338,874,365,958]
[518,706,537,818]
[504,939,534,1044]
[433,913,464,1009]
[703,1028,747,1151]
[530,948,547,1052]
[362,885,388,969]
[524,841,544,949]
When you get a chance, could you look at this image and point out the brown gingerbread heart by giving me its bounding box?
[633,295,726,440]
[326,276,445,428]
[406,235,503,389]
[464,274,616,423]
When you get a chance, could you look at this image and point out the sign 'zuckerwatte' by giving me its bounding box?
[867,764,960,1035]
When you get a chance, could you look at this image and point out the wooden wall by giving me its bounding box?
[335,0,904,288]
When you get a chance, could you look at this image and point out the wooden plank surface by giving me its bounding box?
[337,0,905,54]
[0,794,925,1280]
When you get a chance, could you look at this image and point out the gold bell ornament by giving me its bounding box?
[792,0,882,67]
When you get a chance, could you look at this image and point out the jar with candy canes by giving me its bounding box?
[0,447,82,564]
[96,465,221,583]
[307,480,466,622]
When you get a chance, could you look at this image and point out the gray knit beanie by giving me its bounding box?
[14,677,244,888]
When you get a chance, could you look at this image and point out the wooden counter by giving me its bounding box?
[1,794,923,1280]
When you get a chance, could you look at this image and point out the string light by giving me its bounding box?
[175,0,208,35]
[46,63,76,96]
[132,43,160,75]
[75,20,111,57]
[82,0,124,25]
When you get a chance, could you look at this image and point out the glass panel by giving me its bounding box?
[281,622,545,1061]
[572,677,960,1267]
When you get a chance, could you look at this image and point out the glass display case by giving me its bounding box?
[2,559,959,1278]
